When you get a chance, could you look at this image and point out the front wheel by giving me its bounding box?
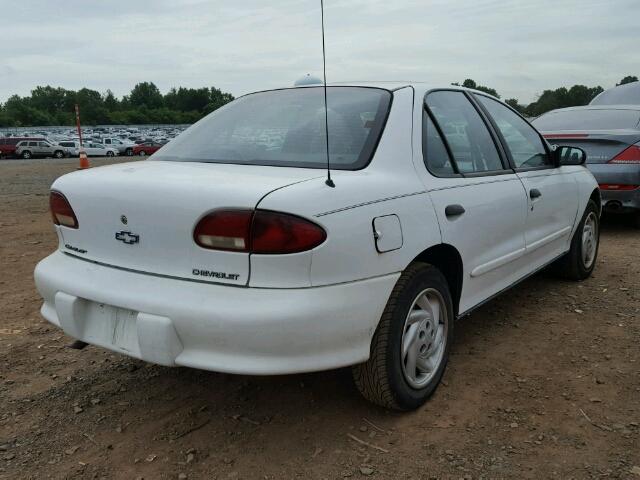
[138,151,146,156]
[106,151,114,157]
[126,148,133,156]
[54,150,64,159]
[352,263,454,410]
[555,200,600,280]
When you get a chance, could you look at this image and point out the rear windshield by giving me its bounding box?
[153,87,392,169]
[533,109,640,131]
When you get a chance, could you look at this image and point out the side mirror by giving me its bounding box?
[552,145,587,166]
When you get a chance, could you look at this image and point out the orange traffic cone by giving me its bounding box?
[78,149,90,170]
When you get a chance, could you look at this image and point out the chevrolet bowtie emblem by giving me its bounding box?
[115,231,140,245]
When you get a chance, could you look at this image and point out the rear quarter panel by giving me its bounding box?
[253,86,442,287]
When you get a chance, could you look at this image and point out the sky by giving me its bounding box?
[0,0,637,105]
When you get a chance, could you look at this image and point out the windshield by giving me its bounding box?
[153,86,392,169]
[533,109,640,131]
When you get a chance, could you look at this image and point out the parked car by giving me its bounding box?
[15,139,67,159]
[533,105,640,227]
[101,137,134,154]
[58,141,80,157]
[35,84,599,410]
[0,137,45,158]
[83,142,119,157]
[131,141,164,156]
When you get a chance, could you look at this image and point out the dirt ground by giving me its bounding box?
[1,157,638,480]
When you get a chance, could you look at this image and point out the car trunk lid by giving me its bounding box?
[53,160,322,286]
[541,130,640,164]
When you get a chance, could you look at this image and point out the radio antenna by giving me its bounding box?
[320,0,335,187]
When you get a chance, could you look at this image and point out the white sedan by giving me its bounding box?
[83,142,119,157]
[35,83,600,410]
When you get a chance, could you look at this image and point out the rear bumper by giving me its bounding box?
[600,188,640,213]
[587,164,640,212]
[34,251,397,375]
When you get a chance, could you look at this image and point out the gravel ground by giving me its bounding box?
[1,157,639,480]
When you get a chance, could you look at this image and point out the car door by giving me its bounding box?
[30,141,41,156]
[84,143,97,156]
[40,141,53,156]
[417,90,529,314]
[474,94,579,268]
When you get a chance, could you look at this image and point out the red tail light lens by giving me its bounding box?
[49,191,78,228]
[609,145,640,164]
[252,210,327,254]
[194,209,326,254]
[599,184,639,191]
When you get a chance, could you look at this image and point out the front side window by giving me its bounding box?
[426,91,504,174]
[153,87,392,170]
[476,95,550,168]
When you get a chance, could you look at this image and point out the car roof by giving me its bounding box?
[251,81,495,100]
[590,81,640,106]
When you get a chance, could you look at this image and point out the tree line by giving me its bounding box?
[0,82,234,127]
[453,75,637,117]
[0,76,637,127]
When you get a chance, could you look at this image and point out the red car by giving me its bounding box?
[132,141,164,156]
[0,137,45,158]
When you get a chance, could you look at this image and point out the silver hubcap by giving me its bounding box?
[581,212,598,269]
[401,288,447,389]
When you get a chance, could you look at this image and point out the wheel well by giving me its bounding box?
[412,244,463,316]
[590,188,601,215]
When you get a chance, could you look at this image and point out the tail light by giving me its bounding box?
[608,145,640,164]
[50,191,78,228]
[194,209,326,254]
[599,184,639,191]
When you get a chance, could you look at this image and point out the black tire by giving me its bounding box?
[555,200,600,280]
[139,151,146,156]
[352,263,454,411]
[106,151,114,157]
[21,151,31,159]
[54,150,64,159]
[126,148,133,156]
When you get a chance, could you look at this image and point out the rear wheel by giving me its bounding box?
[352,263,453,410]
[555,200,599,280]
[21,151,32,159]
[126,148,133,156]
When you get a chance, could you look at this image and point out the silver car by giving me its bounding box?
[533,105,640,227]
[15,140,67,159]
[58,141,80,157]
[101,137,133,154]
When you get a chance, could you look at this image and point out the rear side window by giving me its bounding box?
[153,87,392,170]
[426,91,504,174]
[533,109,640,131]
[422,110,455,175]
[476,95,551,168]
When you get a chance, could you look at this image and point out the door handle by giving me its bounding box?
[445,204,465,217]
[530,188,542,200]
